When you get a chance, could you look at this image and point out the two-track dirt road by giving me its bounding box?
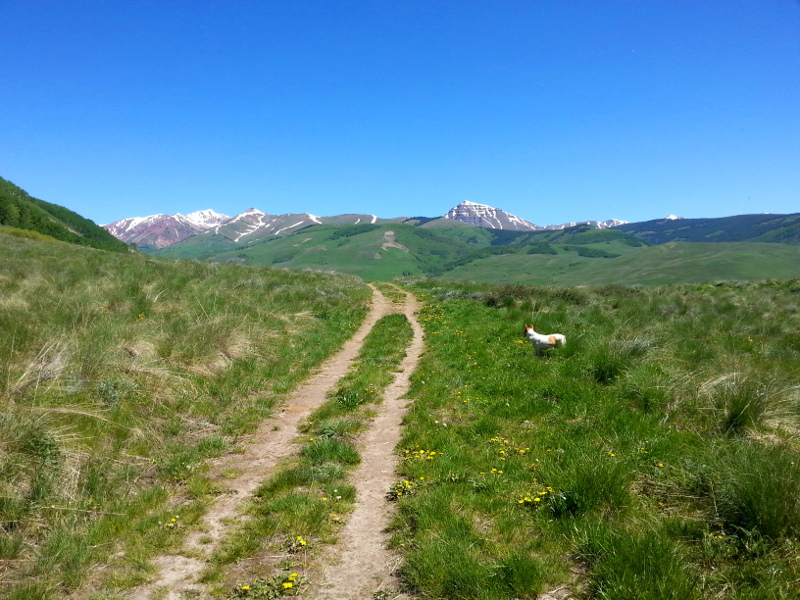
[129,285,424,600]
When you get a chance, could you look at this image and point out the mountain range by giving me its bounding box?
[2,172,798,286]
[103,201,627,251]
[99,200,800,285]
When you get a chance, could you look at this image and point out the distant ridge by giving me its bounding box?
[104,209,409,251]
[102,199,800,254]
[615,213,800,245]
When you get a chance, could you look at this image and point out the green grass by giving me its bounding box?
[0,232,371,598]
[207,310,414,596]
[6,226,800,599]
[390,279,800,600]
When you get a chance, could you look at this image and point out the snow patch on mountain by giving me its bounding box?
[104,201,631,251]
[274,220,306,236]
[183,209,230,228]
[544,218,629,231]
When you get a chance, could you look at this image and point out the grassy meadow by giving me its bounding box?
[4,225,800,600]
[0,233,371,599]
[442,241,800,286]
[392,279,800,600]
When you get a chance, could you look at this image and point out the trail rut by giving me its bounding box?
[308,289,423,600]
[127,284,423,600]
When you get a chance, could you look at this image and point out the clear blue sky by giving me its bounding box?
[1,1,798,227]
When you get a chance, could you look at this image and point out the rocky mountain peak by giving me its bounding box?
[444,201,540,231]
[183,209,230,228]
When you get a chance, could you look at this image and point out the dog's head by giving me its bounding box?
[523,324,535,336]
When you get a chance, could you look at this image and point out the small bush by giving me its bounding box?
[498,551,545,596]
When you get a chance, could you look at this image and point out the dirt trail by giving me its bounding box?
[127,284,423,600]
[309,289,424,600]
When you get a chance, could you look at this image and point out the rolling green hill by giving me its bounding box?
[155,220,800,285]
[167,222,473,280]
[146,208,800,286]
[0,176,130,252]
[443,241,800,286]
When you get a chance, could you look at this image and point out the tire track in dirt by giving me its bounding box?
[308,288,424,600]
[128,284,401,600]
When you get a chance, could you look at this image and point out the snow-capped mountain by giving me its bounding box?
[103,213,219,250]
[104,201,627,250]
[103,209,397,250]
[443,201,626,232]
[444,201,540,231]
[543,218,628,231]
[212,209,326,243]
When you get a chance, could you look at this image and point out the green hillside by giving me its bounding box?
[154,219,800,286]
[442,241,800,286]
[0,231,370,598]
[0,176,129,252]
[158,222,475,280]
[394,278,800,599]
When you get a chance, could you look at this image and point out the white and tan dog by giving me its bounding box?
[523,324,566,356]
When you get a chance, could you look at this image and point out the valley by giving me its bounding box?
[154,220,800,285]
[1,177,800,600]
[1,228,799,600]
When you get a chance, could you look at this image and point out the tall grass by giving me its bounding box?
[0,233,370,598]
[391,279,800,600]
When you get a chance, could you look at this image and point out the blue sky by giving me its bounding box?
[1,1,798,227]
